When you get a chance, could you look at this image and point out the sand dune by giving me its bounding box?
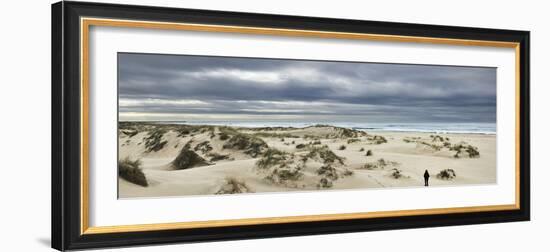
[118,122,496,198]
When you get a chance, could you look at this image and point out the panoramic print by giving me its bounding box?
[117,53,496,198]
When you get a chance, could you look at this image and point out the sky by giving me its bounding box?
[118,53,496,123]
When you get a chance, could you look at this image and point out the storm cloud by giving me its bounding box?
[118,53,496,123]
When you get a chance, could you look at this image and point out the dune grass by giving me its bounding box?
[367,135,387,144]
[121,129,138,138]
[265,167,304,186]
[252,132,299,138]
[403,136,480,158]
[216,177,253,194]
[295,143,307,149]
[194,141,213,154]
[450,143,480,158]
[223,133,268,157]
[317,178,333,188]
[362,158,399,170]
[256,148,293,169]
[171,146,211,170]
[347,138,361,144]
[436,169,457,180]
[390,168,409,179]
[207,152,231,162]
[118,157,148,187]
[144,128,168,152]
[317,165,339,180]
[304,145,345,165]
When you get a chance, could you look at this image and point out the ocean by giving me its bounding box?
[155,121,496,135]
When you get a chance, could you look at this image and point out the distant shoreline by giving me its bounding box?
[361,129,496,135]
[119,121,497,135]
[357,129,497,136]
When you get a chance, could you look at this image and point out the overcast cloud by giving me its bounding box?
[118,53,496,123]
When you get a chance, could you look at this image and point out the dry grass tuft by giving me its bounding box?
[216,177,253,194]
[223,133,268,157]
[118,157,148,187]
[171,146,211,170]
[436,169,457,180]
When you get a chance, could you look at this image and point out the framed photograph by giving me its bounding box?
[52,1,530,250]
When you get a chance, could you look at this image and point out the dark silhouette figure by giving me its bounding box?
[424,170,430,187]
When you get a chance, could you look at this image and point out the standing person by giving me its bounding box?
[424,169,430,187]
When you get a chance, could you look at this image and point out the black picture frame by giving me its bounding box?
[52,1,530,251]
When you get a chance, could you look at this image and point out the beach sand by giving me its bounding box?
[118,123,496,198]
